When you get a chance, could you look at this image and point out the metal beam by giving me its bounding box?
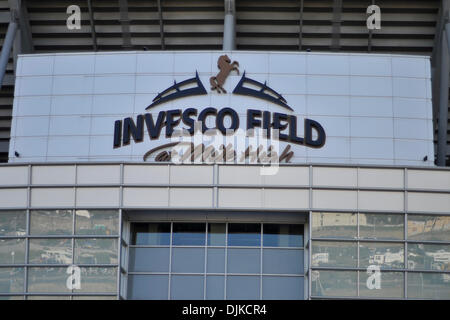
[298,0,304,51]
[223,0,236,50]
[87,0,98,51]
[118,0,132,49]
[367,0,375,52]
[0,13,18,89]
[157,0,165,50]
[437,21,450,166]
[331,0,342,51]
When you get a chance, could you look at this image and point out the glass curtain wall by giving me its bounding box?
[126,222,305,300]
[0,210,120,300]
[310,212,450,299]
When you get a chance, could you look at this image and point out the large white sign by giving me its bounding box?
[10,51,434,166]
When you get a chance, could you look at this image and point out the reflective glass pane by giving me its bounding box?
[131,223,170,245]
[30,210,72,235]
[263,224,303,247]
[75,210,118,235]
[359,213,404,240]
[359,271,404,298]
[0,268,24,293]
[76,267,117,293]
[128,275,168,300]
[29,239,72,264]
[408,243,450,271]
[227,248,260,274]
[228,224,261,246]
[75,239,118,265]
[359,242,404,269]
[407,272,450,299]
[172,248,205,273]
[0,296,23,300]
[263,249,303,274]
[208,223,226,246]
[170,275,204,300]
[0,239,25,264]
[129,248,169,272]
[262,276,303,300]
[408,215,450,242]
[206,276,224,300]
[227,276,260,300]
[172,223,205,246]
[27,267,68,293]
[311,212,357,239]
[72,296,117,300]
[27,296,71,300]
[207,248,225,273]
[311,270,357,297]
[0,211,26,236]
[79,267,115,295]
[311,241,357,268]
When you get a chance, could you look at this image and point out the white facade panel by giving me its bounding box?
[0,166,28,186]
[30,188,75,207]
[10,52,434,166]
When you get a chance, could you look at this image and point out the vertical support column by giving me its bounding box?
[437,22,449,166]
[331,0,342,51]
[118,0,132,49]
[157,0,165,50]
[0,14,18,88]
[223,0,236,51]
[298,0,304,51]
[87,0,98,51]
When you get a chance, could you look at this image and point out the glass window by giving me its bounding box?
[30,210,72,235]
[129,248,169,272]
[359,213,404,240]
[27,296,71,300]
[27,267,68,293]
[29,239,72,265]
[206,276,224,300]
[0,239,25,264]
[359,242,404,269]
[172,223,205,246]
[0,268,24,293]
[263,224,303,247]
[72,296,117,300]
[131,223,170,245]
[207,223,226,246]
[227,248,260,274]
[76,267,117,293]
[75,239,118,265]
[227,276,260,300]
[228,224,261,246]
[263,249,303,274]
[311,241,357,268]
[0,296,24,300]
[311,270,357,297]
[75,210,118,236]
[408,215,450,242]
[170,275,204,300]
[407,272,450,299]
[171,248,205,273]
[311,212,357,239]
[128,275,168,300]
[262,276,303,300]
[407,243,450,271]
[0,211,26,236]
[207,248,225,273]
[359,271,404,298]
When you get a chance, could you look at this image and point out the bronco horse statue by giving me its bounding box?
[210,55,239,93]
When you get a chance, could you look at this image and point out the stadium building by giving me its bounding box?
[0,0,449,300]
